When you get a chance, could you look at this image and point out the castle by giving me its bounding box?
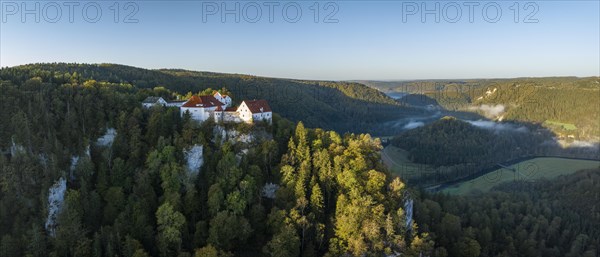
[143,91,272,124]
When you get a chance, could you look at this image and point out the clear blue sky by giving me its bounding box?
[1,1,598,80]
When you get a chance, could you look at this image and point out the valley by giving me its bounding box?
[3,1,598,255]
[1,64,599,257]
[363,78,600,138]
[366,77,599,197]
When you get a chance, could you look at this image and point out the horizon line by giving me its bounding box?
[2,62,599,82]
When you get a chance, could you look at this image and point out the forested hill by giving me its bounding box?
[0,63,423,134]
[362,77,600,141]
[391,117,548,167]
[413,168,600,257]
[0,65,434,256]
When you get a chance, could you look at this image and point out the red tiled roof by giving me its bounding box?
[182,95,224,108]
[213,91,229,97]
[243,100,271,113]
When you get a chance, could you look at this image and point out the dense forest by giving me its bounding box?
[391,117,549,167]
[362,78,600,140]
[413,169,600,257]
[0,65,432,256]
[1,64,599,257]
[0,63,426,135]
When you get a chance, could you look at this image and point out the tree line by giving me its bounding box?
[0,63,426,136]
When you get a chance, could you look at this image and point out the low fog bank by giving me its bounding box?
[465,120,528,133]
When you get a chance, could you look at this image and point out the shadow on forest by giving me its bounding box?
[378,93,600,190]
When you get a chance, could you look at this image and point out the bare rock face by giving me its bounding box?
[45,177,67,237]
[213,125,255,144]
[404,198,414,230]
[261,183,279,199]
[96,128,117,146]
[184,144,204,175]
[212,125,227,144]
[213,125,272,146]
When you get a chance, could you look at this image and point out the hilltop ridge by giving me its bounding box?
[1,63,423,135]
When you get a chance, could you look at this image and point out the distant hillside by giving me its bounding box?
[362,77,600,141]
[1,63,424,134]
[391,117,549,167]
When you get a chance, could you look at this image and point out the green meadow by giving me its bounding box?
[381,146,435,180]
[440,157,600,195]
[544,120,578,131]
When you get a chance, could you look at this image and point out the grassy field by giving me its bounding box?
[440,157,600,195]
[544,120,578,131]
[381,145,435,180]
